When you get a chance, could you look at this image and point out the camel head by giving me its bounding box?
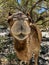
[8,12,31,43]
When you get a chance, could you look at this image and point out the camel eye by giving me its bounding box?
[13,18,16,21]
[25,18,28,20]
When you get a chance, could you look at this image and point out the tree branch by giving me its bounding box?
[16,0,22,8]
[35,14,49,23]
[16,0,29,15]
[24,0,29,6]
[36,16,44,23]
[27,0,43,23]
[29,0,43,13]
[41,20,49,25]
[16,6,26,14]
[38,5,49,10]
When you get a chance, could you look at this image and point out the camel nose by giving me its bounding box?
[21,25,23,31]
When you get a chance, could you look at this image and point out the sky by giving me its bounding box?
[38,8,46,13]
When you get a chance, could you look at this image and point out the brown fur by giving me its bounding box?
[8,13,42,65]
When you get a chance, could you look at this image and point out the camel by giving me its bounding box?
[8,12,42,65]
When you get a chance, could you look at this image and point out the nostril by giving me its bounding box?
[21,25,23,31]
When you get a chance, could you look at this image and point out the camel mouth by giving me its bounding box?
[14,33,28,41]
[17,33,25,39]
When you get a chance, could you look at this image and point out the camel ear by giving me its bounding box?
[8,12,14,27]
[30,24,42,42]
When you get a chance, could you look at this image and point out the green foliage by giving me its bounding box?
[0,0,49,28]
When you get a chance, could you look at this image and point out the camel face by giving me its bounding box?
[8,12,31,41]
[11,19,31,41]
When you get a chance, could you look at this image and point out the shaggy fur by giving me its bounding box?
[8,12,42,65]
